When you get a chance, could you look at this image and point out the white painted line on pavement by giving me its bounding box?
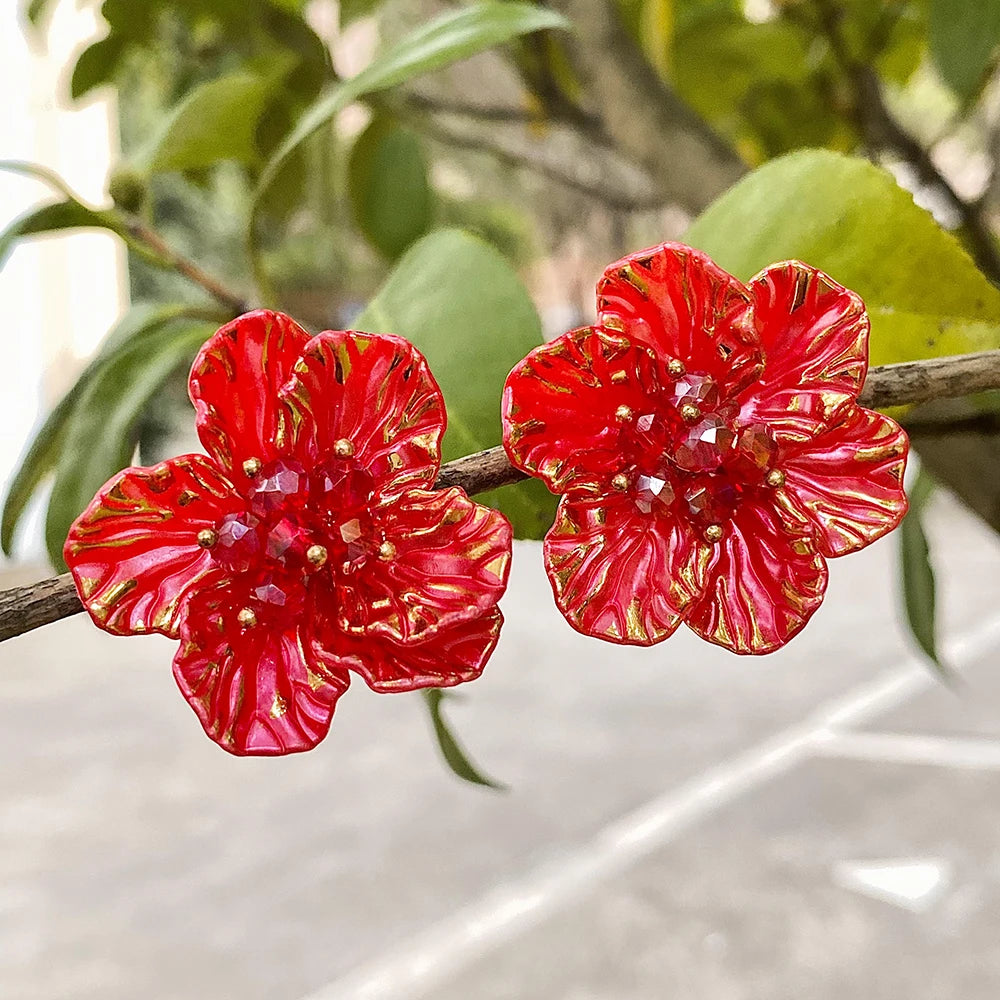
[298,616,1000,1000]
[814,729,1000,770]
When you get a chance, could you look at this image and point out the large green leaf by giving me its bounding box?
[43,319,214,569]
[422,689,506,790]
[348,116,434,259]
[255,2,568,202]
[929,0,1000,100]
[357,228,557,538]
[684,150,1000,369]
[2,304,217,559]
[142,71,280,173]
[71,34,128,100]
[0,200,122,269]
[899,467,944,674]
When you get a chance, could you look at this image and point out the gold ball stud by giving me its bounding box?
[615,404,634,422]
[704,524,724,543]
[196,528,218,549]
[378,540,397,561]
[334,438,355,458]
[679,403,701,423]
[306,544,328,567]
[237,607,257,628]
[611,473,629,491]
[766,469,786,488]
[242,457,262,477]
[667,358,686,377]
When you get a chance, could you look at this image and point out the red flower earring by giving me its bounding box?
[65,311,512,755]
[502,243,908,653]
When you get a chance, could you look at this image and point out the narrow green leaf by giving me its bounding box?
[929,0,1000,100]
[44,320,213,569]
[684,150,1000,371]
[340,0,383,27]
[71,34,127,100]
[348,117,434,259]
[422,689,506,790]
[1,304,209,557]
[357,228,558,538]
[255,2,568,202]
[899,468,944,673]
[0,200,121,269]
[0,160,81,201]
[142,71,278,174]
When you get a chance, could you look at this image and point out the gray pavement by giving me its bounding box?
[1,492,999,1000]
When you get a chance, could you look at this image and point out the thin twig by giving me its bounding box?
[121,218,250,316]
[812,0,1000,285]
[2,350,999,645]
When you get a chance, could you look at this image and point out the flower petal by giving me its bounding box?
[322,609,504,693]
[64,455,241,638]
[543,491,711,646]
[280,330,445,496]
[174,583,350,756]
[684,500,828,654]
[503,326,663,492]
[189,310,312,488]
[741,262,869,442]
[780,405,909,557]
[596,242,761,395]
[339,487,511,643]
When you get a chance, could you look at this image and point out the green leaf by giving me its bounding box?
[0,200,121,269]
[929,0,1000,100]
[348,117,434,259]
[684,150,1000,370]
[255,2,569,202]
[2,304,211,558]
[25,0,57,27]
[340,0,383,27]
[43,318,214,569]
[422,689,506,790]
[71,34,127,100]
[0,159,81,200]
[141,71,278,173]
[899,468,944,673]
[357,228,557,539]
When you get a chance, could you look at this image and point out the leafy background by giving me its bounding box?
[6,0,1000,772]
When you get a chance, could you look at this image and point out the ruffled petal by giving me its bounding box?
[64,455,242,638]
[173,582,350,756]
[502,326,663,493]
[316,608,504,693]
[684,500,828,654]
[740,262,869,443]
[596,242,761,395]
[280,330,446,497]
[189,310,312,489]
[780,405,909,557]
[339,486,511,643]
[543,491,711,645]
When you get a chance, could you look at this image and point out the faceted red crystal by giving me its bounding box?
[214,512,264,573]
[265,515,311,566]
[249,458,309,515]
[683,475,741,524]
[673,372,719,410]
[730,423,778,483]
[672,415,736,472]
[633,470,676,515]
[311,464,376,514]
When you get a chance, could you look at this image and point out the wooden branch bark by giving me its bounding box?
[2,350,999,645]
[544,0,747,213]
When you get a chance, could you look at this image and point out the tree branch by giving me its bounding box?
[2,350,999,645]
[121,217,250,316]
[544,0,747,214]
[813,0,1000,285]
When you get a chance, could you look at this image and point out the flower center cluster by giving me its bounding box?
[204,456,384,624]
[622,371,779,536]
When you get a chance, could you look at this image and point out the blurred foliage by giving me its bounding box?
[8,0,1000,772]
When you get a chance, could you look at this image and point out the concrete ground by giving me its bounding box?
[1,492,999,1000]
